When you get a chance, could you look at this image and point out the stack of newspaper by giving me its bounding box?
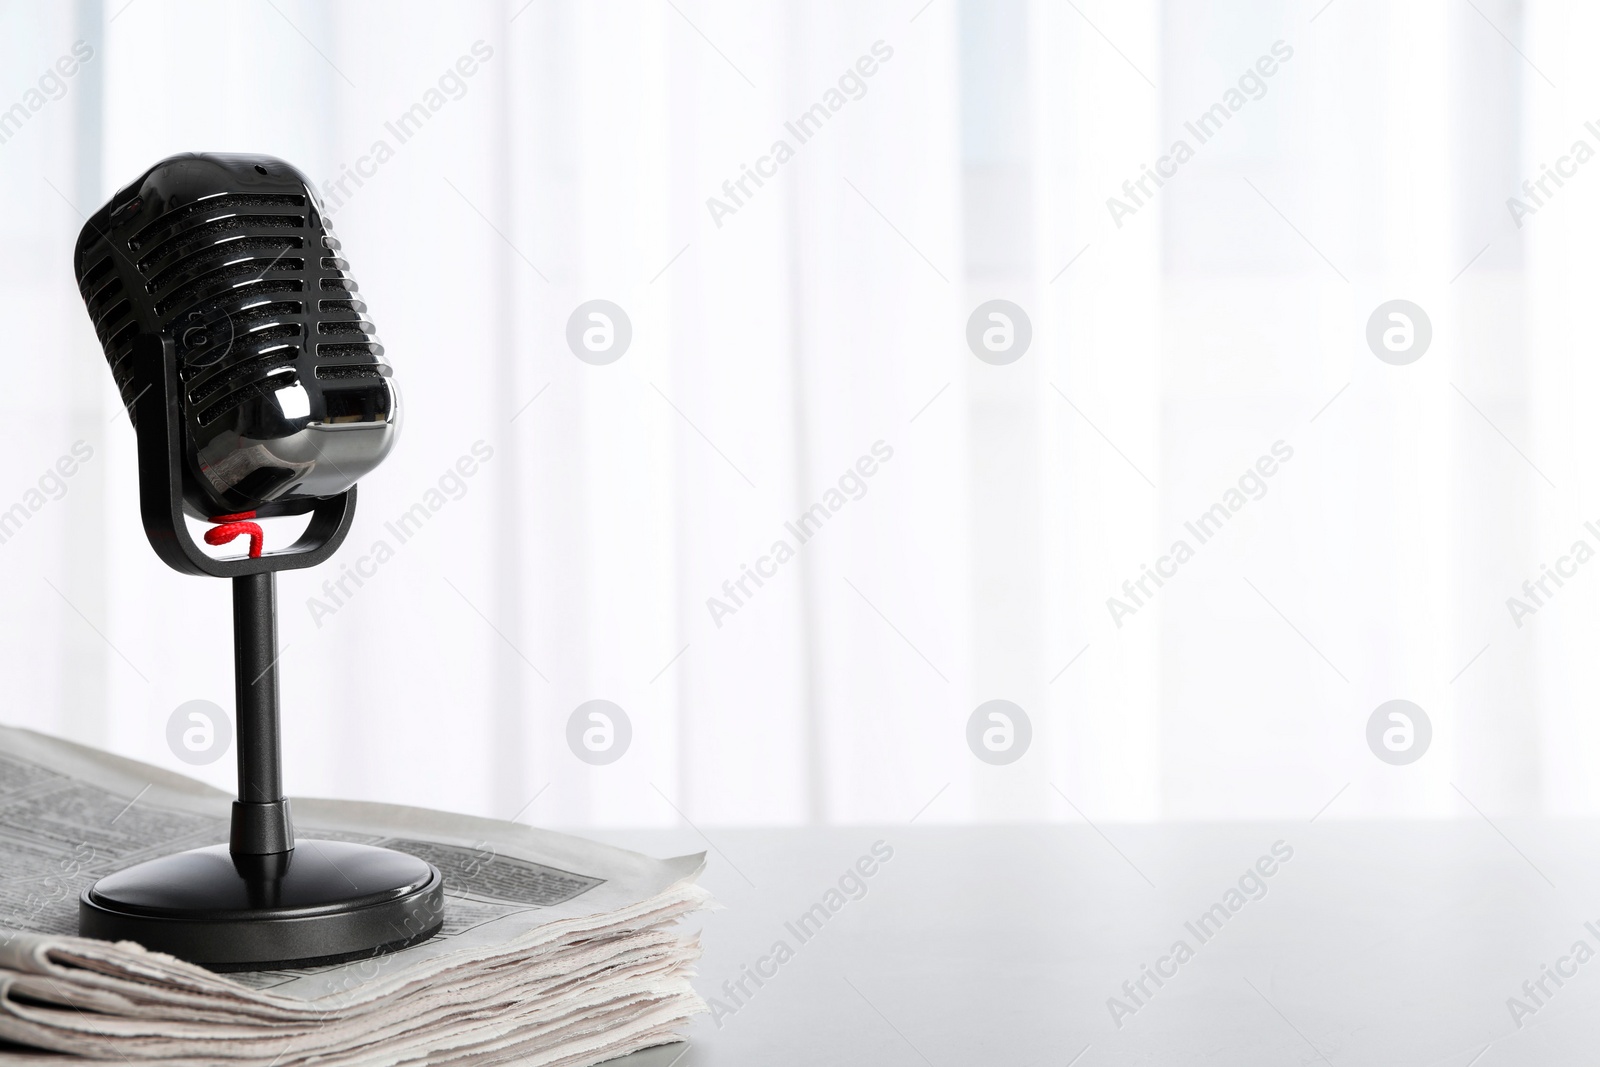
[0,726,710,1065]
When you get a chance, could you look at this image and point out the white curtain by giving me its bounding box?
[0,0,1585,827]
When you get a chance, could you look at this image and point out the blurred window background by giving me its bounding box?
[1,0,1584,827]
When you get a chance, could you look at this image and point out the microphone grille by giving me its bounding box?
[74,155,388,432]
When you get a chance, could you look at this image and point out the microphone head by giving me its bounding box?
[73,152,398,519]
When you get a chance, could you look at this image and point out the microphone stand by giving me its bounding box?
[232,572,293,857]
[78,335,445,970]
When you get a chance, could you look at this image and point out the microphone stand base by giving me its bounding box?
[79,840,444,971]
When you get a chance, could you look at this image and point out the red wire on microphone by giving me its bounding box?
[206,511,264,559]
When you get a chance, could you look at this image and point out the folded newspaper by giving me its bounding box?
[0,726,711,1065]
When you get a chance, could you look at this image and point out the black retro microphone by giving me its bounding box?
[75,152,397,523]
[69,153,443,971]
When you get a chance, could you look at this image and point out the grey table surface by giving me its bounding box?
[568,822,1600,1067]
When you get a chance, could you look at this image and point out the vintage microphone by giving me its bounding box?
[71,152,444,969]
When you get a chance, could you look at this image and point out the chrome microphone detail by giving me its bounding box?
[74,152,398,519]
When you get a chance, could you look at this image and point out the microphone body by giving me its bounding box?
[73,152,397,520]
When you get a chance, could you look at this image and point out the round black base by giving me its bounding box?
[80,840,445,971]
